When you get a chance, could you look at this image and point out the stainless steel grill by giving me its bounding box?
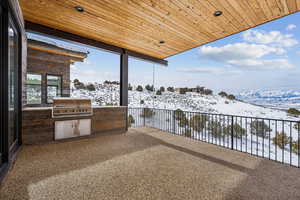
[52,98,93,118]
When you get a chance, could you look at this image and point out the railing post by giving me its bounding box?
[143,107,146,127]
[231,116,234,150]
[173,110,176,134]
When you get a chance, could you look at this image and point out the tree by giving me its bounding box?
[86,83,96,91]
[73,79,85,89]
[174,109,185,120]
[196,86,205,93]
[218,91,228,97]
[227,94,236,100]
[294,121,300,130]
[189,114,208,132]
[250,120,272,138]
[287,108,300,115]
[167,87,175,92]
[160,86,165,92]
[128,115,135,127]
[140,100,144,104]
[178,117,189,127]
[185,129,192,137]
[136,85,143,92]
[128,84,133,91]
[292,140,300,154]
[179,88,187,94]
[224,123,246,138]
[145,84,154,91]
[272,132,291,149]
[208,121,223,138]
[203,89,213,95]
[141,108,154,118]
[156,90,162,95]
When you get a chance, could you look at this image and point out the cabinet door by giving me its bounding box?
[55,119,91,140]
[55,120,75,140]
[75,119,91,137]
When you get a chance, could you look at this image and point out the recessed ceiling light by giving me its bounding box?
[214,10,222,17]
[75,6,84,12]
[159,40,165,44]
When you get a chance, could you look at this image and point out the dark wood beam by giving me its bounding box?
[120,52,128,107]
[125,50,168,66]
[25,21,168,66]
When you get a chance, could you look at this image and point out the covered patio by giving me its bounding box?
[1,0,300,199]
[1,127,300,200]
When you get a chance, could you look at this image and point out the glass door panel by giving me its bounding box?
[8,15,18,151]
[0,5,2,167]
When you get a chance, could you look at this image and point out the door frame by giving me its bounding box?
[0,0,23,183]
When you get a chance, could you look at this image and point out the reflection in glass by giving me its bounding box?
[8,18,18,149]
[26,73,42,104]
[47,75,61,103]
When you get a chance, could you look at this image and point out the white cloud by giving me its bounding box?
[70,64,119,83]
[286,24,296,31]
[243,30,298,47]
[177,66,242,75]
[177,66,224,74]
[198,43,293,70]
[228,58,293,69]
[199,43,285,61]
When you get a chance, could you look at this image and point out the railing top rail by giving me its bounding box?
[128,107,300,123]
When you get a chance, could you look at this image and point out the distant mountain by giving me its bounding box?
[237,89,300,110]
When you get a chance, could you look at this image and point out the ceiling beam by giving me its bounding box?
[25,21,168,66]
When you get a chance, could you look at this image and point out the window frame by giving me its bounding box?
[46,73,62,104]
[0,0,23,182]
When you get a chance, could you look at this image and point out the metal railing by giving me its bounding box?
[128,107,300,167]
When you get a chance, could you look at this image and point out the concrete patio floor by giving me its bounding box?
[1,127,300,200]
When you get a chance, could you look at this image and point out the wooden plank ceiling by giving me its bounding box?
[20,0,300,59]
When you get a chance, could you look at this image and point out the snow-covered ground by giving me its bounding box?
[72,82,300,167]
[72,82,300,121]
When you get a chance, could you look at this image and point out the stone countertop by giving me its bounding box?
[22,106,128,111]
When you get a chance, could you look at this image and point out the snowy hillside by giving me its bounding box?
[71,82,300,121]
[72,82,300,166]
[237,89,300,110]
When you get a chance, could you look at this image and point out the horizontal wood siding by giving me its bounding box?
[22,107,127,145]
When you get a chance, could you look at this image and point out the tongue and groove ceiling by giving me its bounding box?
[20,0,300,59]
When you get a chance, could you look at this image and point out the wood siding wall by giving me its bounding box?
[22,107,127,145]
[26,48,72,106]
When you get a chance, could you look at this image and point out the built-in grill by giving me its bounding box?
[52,98,93,118]
[52,98,92,140]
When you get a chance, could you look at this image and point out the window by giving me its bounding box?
[26,73,42,104]
[47,75,61,103]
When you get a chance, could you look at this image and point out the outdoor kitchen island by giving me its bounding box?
[22,105,127,145]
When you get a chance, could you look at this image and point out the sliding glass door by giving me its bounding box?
[8,14,19,152]
[0,0,22,180]
[0,4,3,169]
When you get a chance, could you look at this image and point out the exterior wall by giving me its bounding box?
[26,48,71,106]
[21,33,27,106]
[22,107,127,145]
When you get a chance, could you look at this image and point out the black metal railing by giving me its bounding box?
[128,107,300,167]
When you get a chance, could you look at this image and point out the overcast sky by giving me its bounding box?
[36,12,300,94]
